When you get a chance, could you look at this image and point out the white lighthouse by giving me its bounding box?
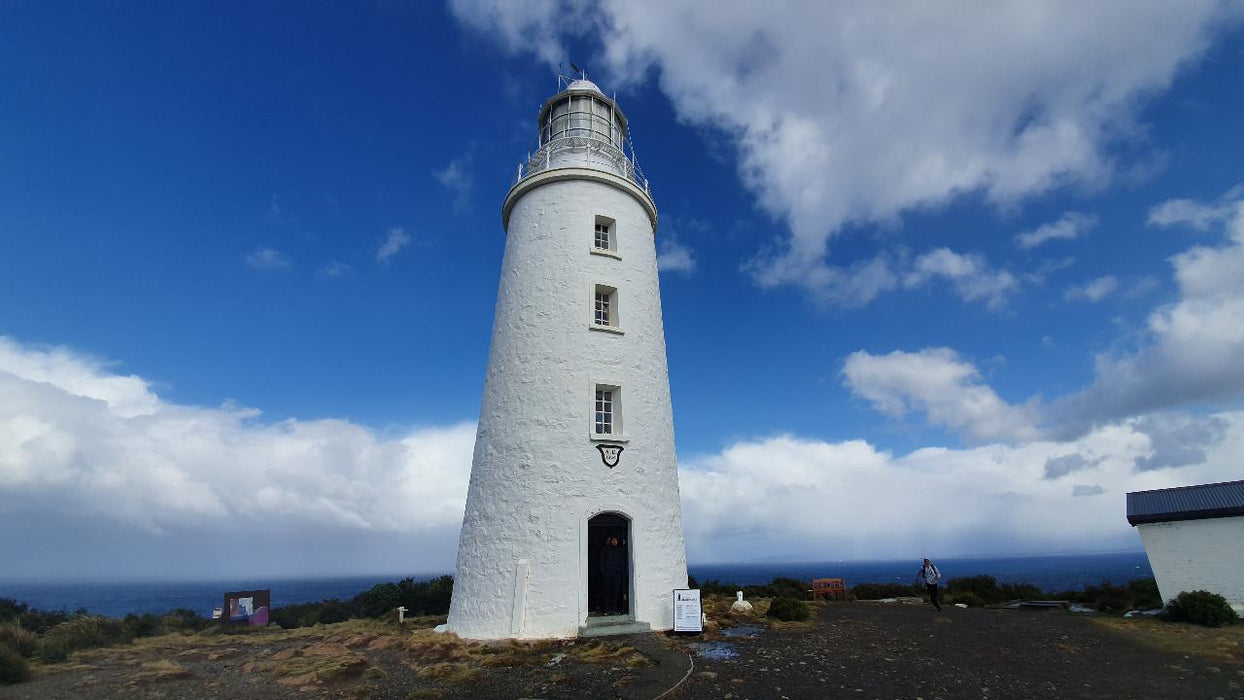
[445,77,688,639]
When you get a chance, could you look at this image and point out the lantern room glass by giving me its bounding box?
[541,94,624,148]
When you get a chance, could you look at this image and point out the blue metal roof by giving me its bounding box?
[1126,479,1244,526]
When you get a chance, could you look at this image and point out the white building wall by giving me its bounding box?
[447,173,688,639]
[1136,516,1244,613]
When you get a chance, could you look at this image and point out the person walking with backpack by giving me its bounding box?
[918,557,943,611]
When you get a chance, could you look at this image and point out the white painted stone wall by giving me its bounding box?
[1136,516,1244,613]
[446,166,688,639]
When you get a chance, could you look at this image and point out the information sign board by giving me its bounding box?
[673,588,702,632]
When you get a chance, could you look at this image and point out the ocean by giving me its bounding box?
[0,551,1151,619]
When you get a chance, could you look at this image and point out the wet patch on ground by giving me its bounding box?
[686,641,740,660]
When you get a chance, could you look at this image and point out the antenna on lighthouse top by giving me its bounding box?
[557,63,600,94]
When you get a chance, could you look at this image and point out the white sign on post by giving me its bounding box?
[673,588,702,632]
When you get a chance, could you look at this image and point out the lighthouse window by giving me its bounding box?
[593,215,615,252]
[592,284,619,330]
[594,290,611,326]
[594,387,615,435]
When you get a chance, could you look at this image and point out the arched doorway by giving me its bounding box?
[587,512,631,618]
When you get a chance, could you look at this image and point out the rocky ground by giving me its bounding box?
[3,599,1243,699]
[0,618,672,700]
[670,600,1244,699]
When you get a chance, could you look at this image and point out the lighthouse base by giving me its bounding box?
[578,617,652,638]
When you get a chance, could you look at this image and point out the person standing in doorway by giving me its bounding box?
[918,557,942,611]
[600,536,627,615]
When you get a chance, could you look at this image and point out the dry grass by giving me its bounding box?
[273,653,371,685]
[403,615,448,629]
[478,650,529,667]
[0,624,38,658]
[406,689,445,699]
[125,658,193,684]
[570,640,648,668]
[1093,617,1244,665]
[405,631,474,663]
[413,661,480,684]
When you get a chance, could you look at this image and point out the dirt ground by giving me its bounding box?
[3,601,1243,699]
[670,601,1244,700]
[0,619,664,700]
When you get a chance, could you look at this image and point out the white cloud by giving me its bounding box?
[0,338,160,419]
[1043,453,1095,480]
[318,260,354,279]
[1132,412,1229,472]
[449,0,587,68]
[452,1,1242,303]
[245,247,292,270]
[678,413,1244,563]
[0,336,474,576]
[747,246,1016,309]
[5,335,1243,575]
[434,155,474,213]
[656,237,696,274]
[748,251,899,307]
[842,347,1040,443]
[377,227,412,263]
[1065,275,1119,302]
[841,190,1244,442]
[1015,212,1097,249]
[1147,186,1244,230]
[903,248,1019,310]
[1059,188,1244,424]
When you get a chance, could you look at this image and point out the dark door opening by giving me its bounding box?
[588,512,631,618]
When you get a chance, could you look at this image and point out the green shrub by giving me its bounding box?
[770,577,815,601]
[124,613,161,638]
[0,624,38,658]
[39,616,134,662]
[354,583,401,619]
[944,575,1039,604]
[765,597,810,622]
[164,608,210,633]
[1080,582,1133,613]
[0,646,30,685]
[118,609,208,639]
[1002,583,1045,601]
[944,576,1050,605]
[0,600,28,625]
[1166,590,1239,628]
[394,575,454,616]
[19,609,74,634]
[37,638,70,663]
[1127,578,1162,609]
[692,578,738,598]
[1,598,75,634]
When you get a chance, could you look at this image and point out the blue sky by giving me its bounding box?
[3,2,1244,579]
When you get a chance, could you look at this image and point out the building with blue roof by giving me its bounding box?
[1127,480,1244,613]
